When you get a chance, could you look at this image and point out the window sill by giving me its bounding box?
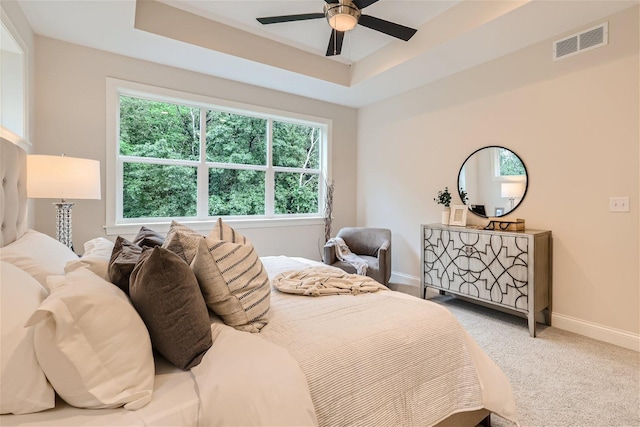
[104,216,325,236]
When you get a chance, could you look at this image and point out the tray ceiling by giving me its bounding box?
[16,0,638,107]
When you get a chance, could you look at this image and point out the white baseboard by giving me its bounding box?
[390,271,420,287]
[552,313,640,352]
[390,271,640,352]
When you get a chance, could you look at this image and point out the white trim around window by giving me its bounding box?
[105,78,332,235]
[1,10,29,140]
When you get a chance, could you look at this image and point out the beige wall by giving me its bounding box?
[33,37,358,260]
[358,7,639,347]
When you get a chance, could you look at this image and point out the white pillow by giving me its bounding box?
[64,237,115,280]
[26,267,155,410]
[0,229,79,289]
[0,261,55,414]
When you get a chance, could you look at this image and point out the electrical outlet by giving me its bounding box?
[609,197,630,212]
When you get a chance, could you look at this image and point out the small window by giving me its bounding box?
[205,111,266,165]
[119,96,200,161]
[123,163,198,219]
[494,147,526,177]
[1,18,26,138]
[209,168,266,216]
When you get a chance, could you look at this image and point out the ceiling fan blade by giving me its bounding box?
[359,15,417,41]
[324,0,340,3]
[353,0,380,9]
[326,30,345,56]
[257,13,324,25]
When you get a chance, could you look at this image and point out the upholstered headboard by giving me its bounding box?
[0,136,28,247]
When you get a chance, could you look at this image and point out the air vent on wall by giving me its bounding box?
[553,22,608,61]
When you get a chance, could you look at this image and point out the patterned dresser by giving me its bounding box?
[421,224,551,337]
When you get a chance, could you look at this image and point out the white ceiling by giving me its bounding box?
[16,0,639,108]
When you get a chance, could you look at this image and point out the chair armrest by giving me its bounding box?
[323,243,337,265]
[377,242,390,263]
[377,241,392,285]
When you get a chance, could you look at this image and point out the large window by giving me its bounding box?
[107,80,329,233]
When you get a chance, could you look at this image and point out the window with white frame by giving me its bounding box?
[1,17,27,138]
[107,80,330,231]
[492,147,526,179]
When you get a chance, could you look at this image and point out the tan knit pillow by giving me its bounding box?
[191,218,270,333]
[161,221,204,265]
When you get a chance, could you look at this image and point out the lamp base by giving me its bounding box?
[54,202,74,249]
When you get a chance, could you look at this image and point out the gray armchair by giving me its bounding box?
[323,227,391,285]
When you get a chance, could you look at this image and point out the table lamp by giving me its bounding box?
[501,182,524,210]
[27,154,101,249]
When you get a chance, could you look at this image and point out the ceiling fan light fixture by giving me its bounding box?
[324,1,360,32]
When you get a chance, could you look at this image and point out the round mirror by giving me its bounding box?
[458,146,528,218]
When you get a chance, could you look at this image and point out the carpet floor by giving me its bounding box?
[389,285,640,427]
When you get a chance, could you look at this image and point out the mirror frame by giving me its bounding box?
[457,146,528,218]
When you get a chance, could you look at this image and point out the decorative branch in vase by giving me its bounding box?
[324,179,334,243]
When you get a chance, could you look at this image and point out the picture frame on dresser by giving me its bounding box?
[449,205,468,226]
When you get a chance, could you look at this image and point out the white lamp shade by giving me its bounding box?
[501,182,524,199]
[27,155,101,200]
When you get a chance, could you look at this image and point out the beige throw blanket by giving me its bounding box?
[272,266,388,296]
[325,237,368,275]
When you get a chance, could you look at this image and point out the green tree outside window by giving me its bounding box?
[118,95,323,220]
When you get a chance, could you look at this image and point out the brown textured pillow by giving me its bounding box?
[129,247,212,370]
[107,237,142,295]
[161,221,204,265]
[191,218,270,333]
[133,226,165,249]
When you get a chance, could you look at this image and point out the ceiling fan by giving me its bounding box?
[256,0,418,57]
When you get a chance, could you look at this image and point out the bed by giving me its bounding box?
[0,136,518,427]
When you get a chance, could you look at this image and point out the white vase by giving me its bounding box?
[441,208,450,225]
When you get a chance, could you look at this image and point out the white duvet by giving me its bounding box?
[260,256,519,427]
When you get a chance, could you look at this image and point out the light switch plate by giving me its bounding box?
[609,197,630,212]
